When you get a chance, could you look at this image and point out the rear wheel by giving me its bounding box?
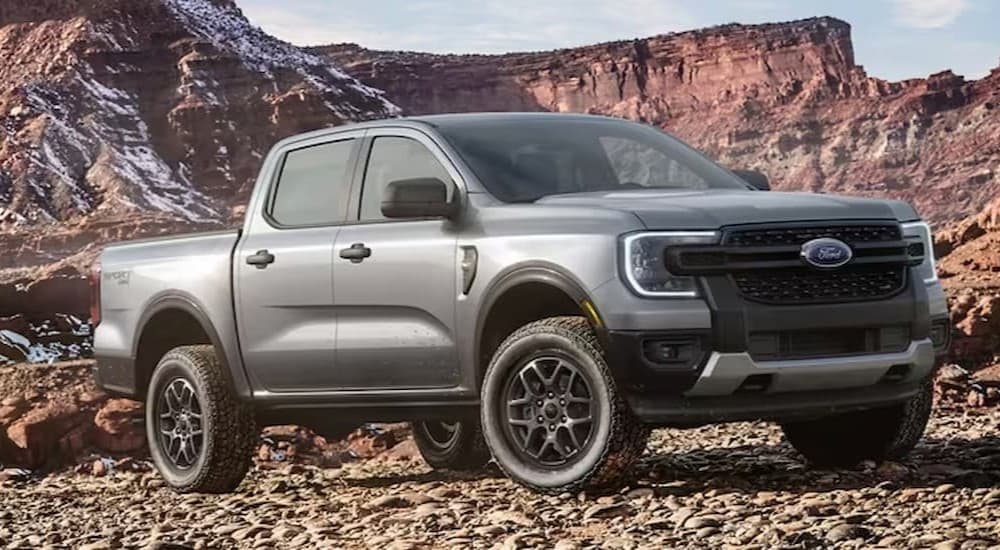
[412,419,490,470]
[146,345,257,493]
[480,316,648,494]
[781,380,933,467]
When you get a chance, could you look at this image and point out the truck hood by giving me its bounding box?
[534,189,919,229]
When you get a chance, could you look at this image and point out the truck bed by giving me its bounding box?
[93,230,242,397]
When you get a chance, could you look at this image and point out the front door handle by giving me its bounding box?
[339,243,372,263]
[246,249,275,269]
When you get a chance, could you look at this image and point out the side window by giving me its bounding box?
[600,136,709,189]
[360,136,453,221]
[269,139,355,226]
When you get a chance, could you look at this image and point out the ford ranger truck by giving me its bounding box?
[92,113,949,494]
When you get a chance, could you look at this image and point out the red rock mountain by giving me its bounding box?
[315,17,1000,225]
[0,0,397,288]
[1,7,999,368]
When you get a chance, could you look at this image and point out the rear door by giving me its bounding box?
[235,131,362,392]
[331,128,463,389]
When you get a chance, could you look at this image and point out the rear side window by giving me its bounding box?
[270,139,355,226]
[359,136,453,221]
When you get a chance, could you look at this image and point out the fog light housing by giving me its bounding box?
[642,337,702,368]
[881,364,912,383]
[930,319,951,351]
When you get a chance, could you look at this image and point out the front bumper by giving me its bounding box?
[593,266,949,426]
[619,340,935,427]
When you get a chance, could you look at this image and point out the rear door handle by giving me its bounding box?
[246,249,275,268]
[339,243,372,263]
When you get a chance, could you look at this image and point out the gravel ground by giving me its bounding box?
[4,408,1000,549]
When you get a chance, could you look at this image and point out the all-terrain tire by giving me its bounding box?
[781,380,933,468]
[480,316,649,494]
[412,418,491,471]
[146,345,257,493]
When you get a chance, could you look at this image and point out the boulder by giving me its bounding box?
[92,399,145,454]
[955,295,1000,338]
[345,424,406,459]
[5,401,92,467]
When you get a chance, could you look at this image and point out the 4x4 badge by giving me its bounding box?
[801,238,853,268]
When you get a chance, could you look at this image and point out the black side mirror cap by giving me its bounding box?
[381,177,457,219]
[732,169,770,191]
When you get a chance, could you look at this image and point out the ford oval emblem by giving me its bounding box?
[801,238,853,269]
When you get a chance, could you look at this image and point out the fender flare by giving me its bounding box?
[473,262,605,381]
[133,292,253,400]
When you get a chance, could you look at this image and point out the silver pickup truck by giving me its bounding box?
[92,113,950,494]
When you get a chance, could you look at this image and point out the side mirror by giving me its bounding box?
[732,169,770,191]
[381,177,457,219]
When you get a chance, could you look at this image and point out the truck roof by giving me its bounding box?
[408,112,616,127]
[275,112,625,146]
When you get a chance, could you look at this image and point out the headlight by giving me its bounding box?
[621,231,719,297]
[901,221,938,284]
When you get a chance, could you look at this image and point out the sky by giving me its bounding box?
[239,0,1000,82]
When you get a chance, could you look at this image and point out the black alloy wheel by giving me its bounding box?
[502,354,597,468]
[156,378,205,469]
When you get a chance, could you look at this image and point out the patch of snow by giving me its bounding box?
[1,0,400,227]
[17,69,222,223]
[0,320,93,365]
[162,0,401,119]
[0,330,30,348]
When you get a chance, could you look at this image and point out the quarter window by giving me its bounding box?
[270,139,355,226]
[360,137,453,221]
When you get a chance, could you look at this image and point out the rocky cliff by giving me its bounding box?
[315,17,1000,225]
[0,0,398,319]
[0,0,395,231]
[935,199,1000,367]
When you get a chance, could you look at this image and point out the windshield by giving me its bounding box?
[434,116,751,202]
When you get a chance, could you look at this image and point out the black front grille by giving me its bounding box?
[733,266,906,304]
[724,224,902,247]
[672,221,914,305]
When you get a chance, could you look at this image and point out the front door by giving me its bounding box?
[332,130,462,389]
[235,133,360,392]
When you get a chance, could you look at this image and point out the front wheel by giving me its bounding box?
[412,419,490,471]
[781,380,933,468]
[480,316,648,494]
[146,345,257,493]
